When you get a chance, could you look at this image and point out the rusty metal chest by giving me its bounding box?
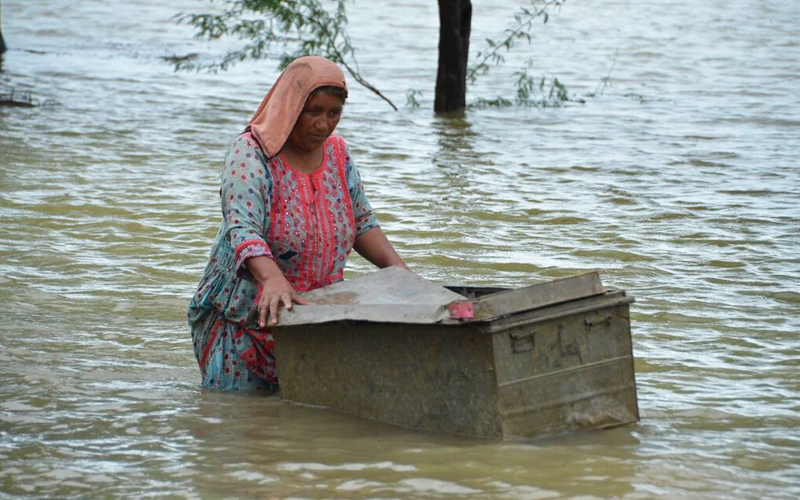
[267,267,639,439]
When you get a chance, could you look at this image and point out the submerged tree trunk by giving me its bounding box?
[1,0,7,55]
[434,0,472,113]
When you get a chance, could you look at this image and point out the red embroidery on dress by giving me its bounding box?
[263,135,356,293]
[234,239,271,262]
[199,319,222,368]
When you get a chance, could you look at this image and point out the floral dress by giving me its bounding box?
[188,132,378,390]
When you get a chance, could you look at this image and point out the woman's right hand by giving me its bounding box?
[245,255,311,328]
[257,274,310,328]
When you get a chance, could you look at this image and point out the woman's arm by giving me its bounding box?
[221,135,273,277]
[354,227,407,270]
[342,141,407,269]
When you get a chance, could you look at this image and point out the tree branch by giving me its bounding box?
[174,0,398,110]
[467,0,564,83]
[308,17,398,110]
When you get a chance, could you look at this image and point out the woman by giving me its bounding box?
[188,56,406,391]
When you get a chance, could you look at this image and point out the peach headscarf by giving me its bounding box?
[247,56,348,158]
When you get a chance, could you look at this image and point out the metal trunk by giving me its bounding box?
[266,268,639,439]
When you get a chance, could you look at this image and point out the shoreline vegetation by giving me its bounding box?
[0,88,35,108]
[0,86,58,108]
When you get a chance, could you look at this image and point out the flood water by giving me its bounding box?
[1,0,799,498]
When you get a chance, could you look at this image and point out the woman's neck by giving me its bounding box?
[280,142,324,174]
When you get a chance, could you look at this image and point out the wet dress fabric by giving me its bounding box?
[188,132,378,390]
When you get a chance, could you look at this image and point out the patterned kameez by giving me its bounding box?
[188,132,378,390]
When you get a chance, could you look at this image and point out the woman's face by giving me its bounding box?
[287,91,344,153]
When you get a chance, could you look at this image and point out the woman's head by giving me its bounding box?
[246,57,348,157]
[284,85,348,153]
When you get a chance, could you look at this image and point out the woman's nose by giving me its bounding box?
[314,118,328,132]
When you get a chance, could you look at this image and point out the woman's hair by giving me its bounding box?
[311,85,348,104]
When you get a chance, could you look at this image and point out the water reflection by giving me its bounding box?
[187,394,643,498]
[431,112,477,195]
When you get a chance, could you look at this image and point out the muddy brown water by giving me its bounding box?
[1,0,798,498]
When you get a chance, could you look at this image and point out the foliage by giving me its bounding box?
[470,76,582,109]
[467,0,577,107]
[176,0,578,110]
[586,45,619,98]
[405,89,423,109]
[469,96,513,109]
[175,0,397,109]
[512,58,584,107]
[468,0,566,83]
